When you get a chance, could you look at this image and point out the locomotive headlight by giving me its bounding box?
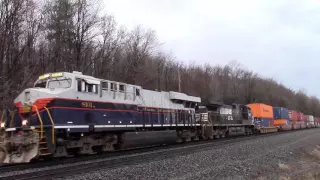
[0,122,5,128]
[22,119,28,126]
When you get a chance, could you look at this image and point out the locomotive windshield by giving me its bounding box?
[48,79,72,89]
[34,72,72,89]
[34,78,72,89]
[34,81,46,88]
[195,105,208,113]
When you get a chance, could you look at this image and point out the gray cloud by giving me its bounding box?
[103,0,320,97]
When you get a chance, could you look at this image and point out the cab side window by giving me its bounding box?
[77,80,82,92]
[110,82,117,91]
[136,88,140,96]
[101,82,108,90]
[77,79,98,94]
[119,84,125,92]
[87,84,96,93]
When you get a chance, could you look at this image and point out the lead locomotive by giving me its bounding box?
[0,71,255,163]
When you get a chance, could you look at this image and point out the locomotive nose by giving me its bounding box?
[14,88,42,106]
[14,88,59,110]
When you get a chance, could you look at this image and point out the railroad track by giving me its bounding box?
[0,143,171,173]
[0,134,244,173]
[0,128,312,180]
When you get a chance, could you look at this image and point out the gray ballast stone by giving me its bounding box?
[63,129,320,180]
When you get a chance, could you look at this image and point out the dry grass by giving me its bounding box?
[278,162,291,171]
[256,176,267,180]
[279,176,291,180]
[302,173,320,180]
[309,146,320,160]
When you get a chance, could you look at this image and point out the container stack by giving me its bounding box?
[296,112,303,129]
[248,103,274,127]
[306,115,315,128]
[297,113,307,129]
[289,110,299,129]
[273,107,290,130]
[316,117,320,127]
[302,114,308,128]
[311,116,316,128]
[315,117,320,127]
[305,115,309,128]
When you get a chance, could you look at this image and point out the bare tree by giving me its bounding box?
[73,0,100,71]
[94,15,124,79]
[122,26,158,85]
[1,0,320,118]
[0,0,41,108]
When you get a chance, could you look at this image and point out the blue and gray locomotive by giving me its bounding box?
[0,71,255,163]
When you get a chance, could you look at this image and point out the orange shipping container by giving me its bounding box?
[248,103,273,118]
[274,119,287,126]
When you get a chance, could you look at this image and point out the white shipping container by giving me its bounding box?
[308,115,314,122]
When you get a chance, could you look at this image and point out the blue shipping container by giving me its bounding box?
[286,119,290,125]
[254,118,273,127]
[273,107,290,119]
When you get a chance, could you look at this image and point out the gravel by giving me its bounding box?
[60,129,320,180]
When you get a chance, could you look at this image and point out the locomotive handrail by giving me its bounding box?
[44,107,55,145]
[0,110,4,123]
[9,110,15,128]
[32,105,44,139]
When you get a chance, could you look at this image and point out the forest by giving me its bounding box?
[0,0,319,116]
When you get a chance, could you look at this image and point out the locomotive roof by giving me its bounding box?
[39,71,142,88]
[38,71,201,103]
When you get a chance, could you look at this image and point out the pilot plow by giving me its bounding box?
[0,128,40,164]
[0,106,46,164]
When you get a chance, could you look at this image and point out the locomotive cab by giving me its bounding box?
[195,105,209,123]
[15,72,74,107]
[207,103,233,124]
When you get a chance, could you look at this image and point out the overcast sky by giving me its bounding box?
[103,0,320,97]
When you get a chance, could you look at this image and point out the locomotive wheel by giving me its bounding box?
[183,137,191,142]
[176,138,183,143]
[92,146,103,154]
[114,133,125,150]
[67,148,81,157]
[114,143,124,150]
[221,133,226,138]
[192,136,199,141]
[200,136,208,140]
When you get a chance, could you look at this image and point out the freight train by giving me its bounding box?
[0,71,317,164]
